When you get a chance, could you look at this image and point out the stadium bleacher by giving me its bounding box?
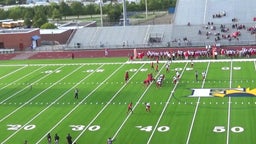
[67,0,256,50]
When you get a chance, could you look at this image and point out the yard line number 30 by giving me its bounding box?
[6,125,244,133]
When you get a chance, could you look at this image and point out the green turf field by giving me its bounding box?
[0,58,256,144]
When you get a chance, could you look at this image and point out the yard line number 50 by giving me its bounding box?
[213,126,244,133]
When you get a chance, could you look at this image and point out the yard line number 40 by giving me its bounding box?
[6,125,244,133]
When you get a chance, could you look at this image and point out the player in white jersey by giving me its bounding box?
[146,102,151,112]
[202,71,206,80]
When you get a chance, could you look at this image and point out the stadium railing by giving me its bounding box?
[64,39,256,50]
[0,48,14,54]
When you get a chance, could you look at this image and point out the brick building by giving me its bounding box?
[0,28,41,51]
[40,29,74,45]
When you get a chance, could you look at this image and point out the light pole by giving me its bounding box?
[122,0,127,26]
[145,0,148,20]
[100,0,103,27]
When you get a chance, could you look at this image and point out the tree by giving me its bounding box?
[32,6,48,28]
[170,0,177,7]
[59,2,71,20]
[40,22,57,29]
[147,0,161,11]
[8,7,24,20]
[70,1,84,19]
[85,4,96,18]
[52,8,62,20]
[47,2,59,18]
[23,8,34,28]
[24,18,32,28]
[4,0,16,5]
[106,3,122,23]
[127,2,140,12]
[23,7,34,20]
[0,9,8,20]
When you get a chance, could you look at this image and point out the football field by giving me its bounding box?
[1,58,256,144]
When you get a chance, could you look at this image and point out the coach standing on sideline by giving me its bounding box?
[47,133,52,144]
[66,133,72,144]
[54,133,60,144]
[107,137,113,144]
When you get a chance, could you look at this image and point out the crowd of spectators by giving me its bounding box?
[171,10,256,47]
[145,47,256,60]
[212,11,226,18]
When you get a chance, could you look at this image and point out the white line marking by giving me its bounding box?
[254,60,256,71]
[112,63,167,142]
[226,60,233,144]
[72,64,147,143]
[146,62,188,144]
[0,66,46,101]
[0,65,27,81]
[186,62,210,144]
[0,66,63,122]
[1,65,85,143]
[36,63,129,144]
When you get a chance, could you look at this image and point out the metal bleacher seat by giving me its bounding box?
[0,49,15,54]
[67,0,256,49]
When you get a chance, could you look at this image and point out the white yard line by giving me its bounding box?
[0,66,46,96]
[36,63,129,144]
[0,65,27,81]
[0,66,63,122]
[185,62,210,144]
[112,63,167,141]
[72,63,147,143]
[0,66,59,104]
[254,60,256,71]
[226,60,233,144]
[1,64,86,143]
[146,62,188,144]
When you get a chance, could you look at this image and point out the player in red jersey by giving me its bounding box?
[124,71,129,83]
[127,102,133,114]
